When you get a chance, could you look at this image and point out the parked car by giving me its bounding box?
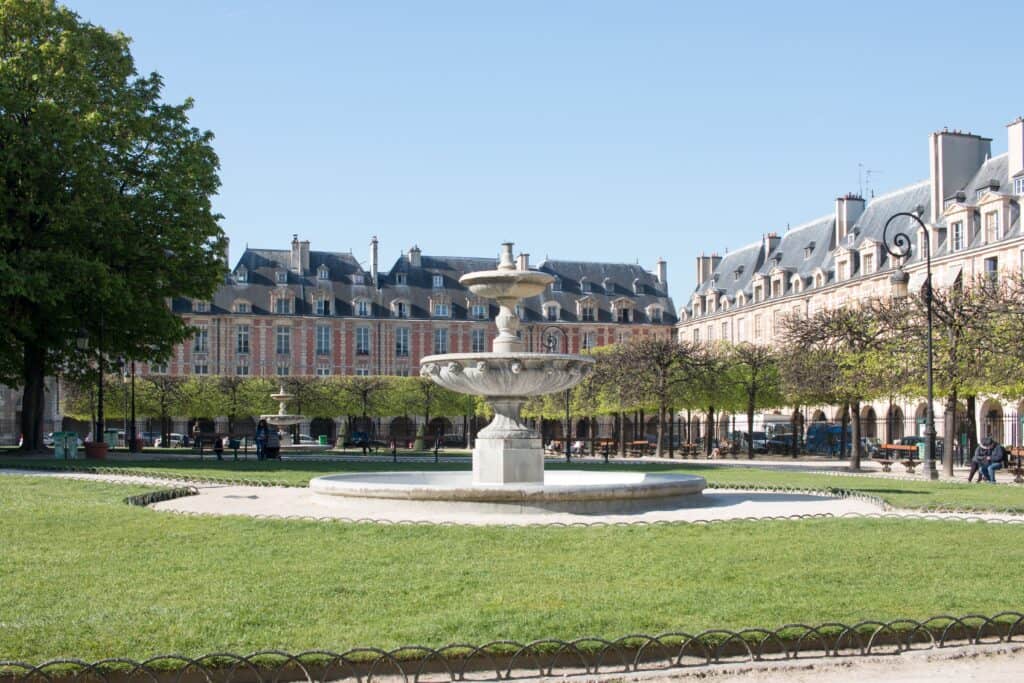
[297,434,316,445]
[154,433,185,447]
[740,431,769,453]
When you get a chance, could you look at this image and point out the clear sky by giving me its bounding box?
[70,0,1024,306]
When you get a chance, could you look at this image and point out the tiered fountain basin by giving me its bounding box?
[309,470,706,514]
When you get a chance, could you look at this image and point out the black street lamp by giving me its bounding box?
[542,327,572,462]
[883,208,940,480]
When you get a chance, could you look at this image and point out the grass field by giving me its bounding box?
[2,455,1023,512]
[2,473,1024,663]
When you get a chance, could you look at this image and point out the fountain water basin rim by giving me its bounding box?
[420,352,594,397]
[310,470,706,504]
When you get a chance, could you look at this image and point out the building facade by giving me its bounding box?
[678,117,1024,449]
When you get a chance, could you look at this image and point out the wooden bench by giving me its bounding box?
[1009,447,1024,484]
[879,444,919,473]
[628,440,651,457]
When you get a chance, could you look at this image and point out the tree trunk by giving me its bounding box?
[966,395,978,459]
[850,399,862,471]
[839,403,849,459]
[943,391,957,475]
[746,395,755,459]
[617,411,626,456]
[668,408,674,459]
[705,406,715,457]
[19,345,46,451]
[655,405,665,458]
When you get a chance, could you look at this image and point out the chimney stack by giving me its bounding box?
[517,252,529,271]
[835,194,866,245]
[290,234,301,272]
[1008,117,1024,181]
[929,128,991,223]
[408,245,422,268]
[370,236,379,285]
[655,257,667,287]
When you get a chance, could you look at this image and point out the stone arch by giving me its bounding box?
[388,416,415,441]
[717,413,732,442]
[980,399,1004,443]
[427,417,453,439]
[860,406,878,439]
[541,419,563,443]
[886,405,905,442]
[310,417,335,442]
[575,418,591,439]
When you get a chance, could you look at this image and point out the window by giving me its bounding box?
[193,327,208,353]
[471,328,486,353]
[276,326,290,354]
[754,314,763,340]
[862,253,874,275]
[276,271,287,284]
[236,269,247,283]
[393,301,409,318]
[193,362,208,375]
[355,367,370,377]
[582,332,596,350]
[433,302,450,317]
[707,325,714,341]
[952,221,964,251]
[1015,177,1024,196]
[984,211,1000,242]
[985,257,998,282]
[396,272,407,285]
[193,300,209,313]
[837,261,848,281]
[356,326,371,355]
[235,363,249,376]
[316,325,331,355]
[650,308,663,323]
[737,319,747,342]
[318,265,329,280]
[395,327,410,357]
[815,273,824,288]
[234,302,250,313]
[356,300,371,317]
[471,304,487,320]
[692,329,700,343]
[721,322,729,340]
[236,325,249,354]
[771,280,781,297]
[581,305,595,322]
[433,328,448,354]
[352,273,365,285]
[274,297,291,314]
[753,286,762,302]
[151,363,168,374]
[617,307,631,323]
[276,364,290,376]
[551,277,561,291]
[804,246,814,259]
[315,298,330,316]
[514,304,523,320]
[544,305,559,321]
[432,274,444,289]
[316,364,331,377]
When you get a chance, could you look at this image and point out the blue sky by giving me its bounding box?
[71,1,1023,305]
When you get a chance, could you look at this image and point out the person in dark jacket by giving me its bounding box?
[976,436,1005,483]
[255,419,269,460]
[213,435,224,461]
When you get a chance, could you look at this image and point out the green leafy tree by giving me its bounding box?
[135,375,185,445]
[1,1,225,450]
[721,343,784,458]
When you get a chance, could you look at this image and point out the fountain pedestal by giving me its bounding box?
[472,398,543,485]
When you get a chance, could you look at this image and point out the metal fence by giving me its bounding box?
[2,612,1022,683]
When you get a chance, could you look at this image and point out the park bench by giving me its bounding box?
[878,444,919,472]
[628,440,651,457]
[1009,447,1024,484]
[596,438,616,458]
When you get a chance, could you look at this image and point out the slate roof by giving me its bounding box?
[177,247,676,326]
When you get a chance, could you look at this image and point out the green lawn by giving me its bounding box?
[3,455,1024,512]
[1,474,1023,663]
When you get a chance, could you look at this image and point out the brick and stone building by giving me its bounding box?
[678,117,1024,450]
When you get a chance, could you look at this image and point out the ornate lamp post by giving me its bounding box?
[543,328,572,462]
[883,208,940,479]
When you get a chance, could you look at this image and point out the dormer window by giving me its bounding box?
[317,265,329,280]
[579,276,588,292]
[603,277,613,294]
[861,253,874,275]
[514,304,524,320]
[355,299,371,317]
[392,301,409,318]
[581,304,595,321]
[733,266,744,281]
[275,270,287,284]
[315,298,330,316]
[352,273,365,285]
[804,242,815,259]
[951,221,964,251]
[234,301,250,313]
[470,304,487,320]
[432,274,444,289]
[274,296,292,314]
[236,268,248,283]
[551,276,561,292]
[815,273,824,287]
[433,302,450,317]
[544,304,559,321]
[396,272,407,285]
[647,305,664,323]
[193,300,210,313]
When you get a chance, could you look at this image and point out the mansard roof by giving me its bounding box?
[180,247,676,325]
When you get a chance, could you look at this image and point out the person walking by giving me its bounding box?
[213,434,224,461]
[255,419,268,460]
[265,428,280,459]
[975,436,1006,483]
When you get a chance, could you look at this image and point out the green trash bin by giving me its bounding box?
[53,432,67,460]
[917,442,926,460]
[66,433,80,460]
[318,435,328,446]
[104,428,120,448]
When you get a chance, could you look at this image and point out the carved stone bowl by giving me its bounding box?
[419,353,595,397]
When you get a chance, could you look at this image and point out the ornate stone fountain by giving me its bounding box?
[419,242,593,485]
[309,242,704,515]
[261,385,303,445]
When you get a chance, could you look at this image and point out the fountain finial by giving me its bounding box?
[498,242,516,271]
